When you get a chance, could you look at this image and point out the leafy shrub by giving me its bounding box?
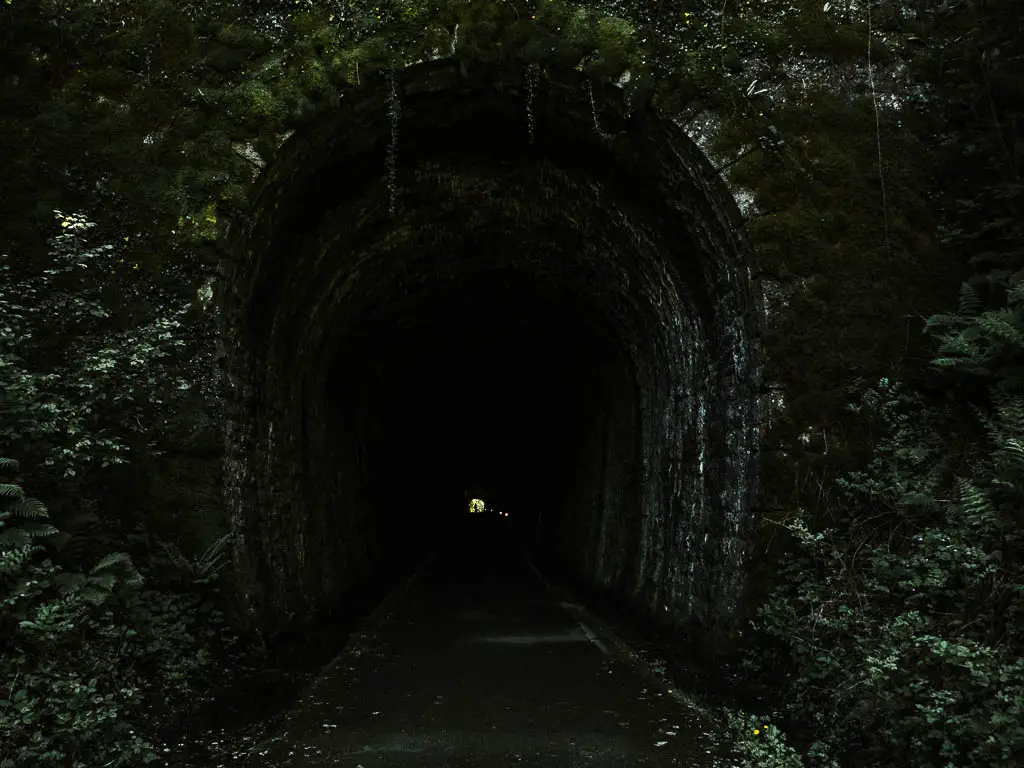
[1,457,153,766]
[726,711,815,768]
[0,209,219,490]
[745,272,1024,768]
[0,457,236,768]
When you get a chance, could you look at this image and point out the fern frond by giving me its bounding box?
[994,394,1024,424]
[997,437,1024,466]
[0,483,25,500]
[958,282,982,315]
[931,357,986,375]
[90,551,132,575]
[924,313,962,331]
[158,538,192,570]
[89,572,117,591]
[936,335,977,356]
[4,498,49,519]
[54,571,85,594]
[898,491,943,512]
[197,532,235,577]
[987,396,1024,473]
[955,477,996,521]
[1007,275,1024,305]
[0,458,20,472]
[977,309,1024,345]
[16,521,59,539]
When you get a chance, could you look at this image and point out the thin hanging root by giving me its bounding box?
[526,65,536,145]
[387,66,400,216]
[587,80,612,141]
[866,2,890,256]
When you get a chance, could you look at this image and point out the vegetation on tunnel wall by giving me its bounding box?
[1,0,1022,765]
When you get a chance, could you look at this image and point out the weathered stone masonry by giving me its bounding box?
[217,56,763,639]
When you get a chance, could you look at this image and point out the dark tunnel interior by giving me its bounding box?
[220,59,761,639]
[329,267,635,553]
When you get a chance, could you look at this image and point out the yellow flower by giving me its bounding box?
[753,729,760,735]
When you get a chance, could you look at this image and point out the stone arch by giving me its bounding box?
[218,56,763,639]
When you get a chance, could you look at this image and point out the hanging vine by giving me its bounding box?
[525,62,538,146]
[387,59,401,217]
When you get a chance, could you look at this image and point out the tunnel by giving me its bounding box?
[217,57,763,643]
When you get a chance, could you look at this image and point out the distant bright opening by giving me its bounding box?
[468,498,486,514]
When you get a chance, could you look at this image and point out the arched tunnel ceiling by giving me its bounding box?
[220,57,763,638]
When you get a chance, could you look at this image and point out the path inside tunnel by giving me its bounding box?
[237,514,734,767]
[220,60,762,730]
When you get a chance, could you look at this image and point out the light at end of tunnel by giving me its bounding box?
[469,498,486,514]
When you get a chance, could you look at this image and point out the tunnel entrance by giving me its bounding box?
[218,57,762,641]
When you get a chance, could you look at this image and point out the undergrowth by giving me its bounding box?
[736,271,1024,767]
[0,457,245,768]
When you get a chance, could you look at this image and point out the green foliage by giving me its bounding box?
[154,530,237,587]
[928,271,1024,396]
[740,4,1023,762]
[748,338,1024,766]
[0,2,1019,766]
[0,458,152,766]
[726,711,812,768]
[833,376,957,515]
[0,211,201,487]
[0,457,237,768]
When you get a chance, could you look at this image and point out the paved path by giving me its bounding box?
[240,517,735,767]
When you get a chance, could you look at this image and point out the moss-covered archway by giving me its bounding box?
[218,56,762,640]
